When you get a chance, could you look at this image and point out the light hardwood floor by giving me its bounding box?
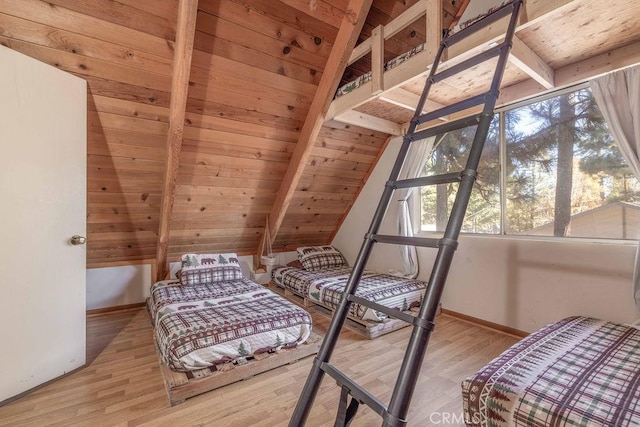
[0,308,519,426]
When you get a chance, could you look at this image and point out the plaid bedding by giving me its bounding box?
[271,266,426,322]
[462,316,640,426]
[148,278,312,372]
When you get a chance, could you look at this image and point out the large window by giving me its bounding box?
[419,87,640,240]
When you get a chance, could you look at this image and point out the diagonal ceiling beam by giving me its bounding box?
[155,0,199,280]
[509,35,555,89]
[256,0,373,264]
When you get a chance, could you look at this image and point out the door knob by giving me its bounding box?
[70,235,86,245]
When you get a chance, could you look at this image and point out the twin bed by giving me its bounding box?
[147,253,319,405]
[271,245,427,338]
[462,316,640,426]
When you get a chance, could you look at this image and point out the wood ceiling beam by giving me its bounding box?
[371,25,384,95]
[509,35,555,89]
[334,110,403,135]
[425,0,442,61]
[256,0,373,264]
[501,38,640,107]
[155,0,198,281]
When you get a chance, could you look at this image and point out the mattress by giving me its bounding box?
[271,266,426,322]
[462,316,640,426]
[148,278,312,372]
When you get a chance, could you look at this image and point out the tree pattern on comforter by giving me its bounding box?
[462,316,640,426]
[148,279,312,372]
[271,266,426,322]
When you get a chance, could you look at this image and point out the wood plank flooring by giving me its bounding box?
[0,308,519,426]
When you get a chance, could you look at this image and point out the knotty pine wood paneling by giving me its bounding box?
[273,121,388,249]
[0,0,401,265]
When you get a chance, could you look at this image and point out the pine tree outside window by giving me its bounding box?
[418,86,640,240]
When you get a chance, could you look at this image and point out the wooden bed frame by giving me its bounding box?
[156,332,322,406]
[268,282,438,340]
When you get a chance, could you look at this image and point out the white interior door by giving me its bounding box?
[0,46,86,402]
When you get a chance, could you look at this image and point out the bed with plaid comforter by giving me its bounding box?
[148,278,312,372]
[271,266,426,322]
[462,316,640,426]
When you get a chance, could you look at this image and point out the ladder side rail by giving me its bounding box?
[289,34,453,426]
[289,229,377,424]
[290,136,412,426]
[444,0,516,47]
[383,1,523,425]
[290,103,423,426]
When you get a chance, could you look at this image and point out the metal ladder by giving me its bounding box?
[290,1,523,426]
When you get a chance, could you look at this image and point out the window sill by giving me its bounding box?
[414,230,639,247]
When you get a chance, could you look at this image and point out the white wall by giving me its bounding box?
[332,138,640,333]
[87,264,153,310]
[86,254,273,310]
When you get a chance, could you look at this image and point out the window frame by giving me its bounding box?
[413,81,640,243]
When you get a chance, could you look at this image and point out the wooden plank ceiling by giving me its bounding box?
[0,0,460,266]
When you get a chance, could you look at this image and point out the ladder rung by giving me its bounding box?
[390,172,461,189]
[408,114,482,141]
[415,93,488,125]
[444,1,516,47]
[348,295,418,325]
[371,235,440,248]
[320,362,387,418]
[431,44,503,84]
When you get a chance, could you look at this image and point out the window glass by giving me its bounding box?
[505,89,640,239]
[418,87,640,240]
[420,116,500,233]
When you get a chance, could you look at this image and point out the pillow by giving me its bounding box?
[179,253,243,286]
[297,245,347,271]
[286,259,303,269]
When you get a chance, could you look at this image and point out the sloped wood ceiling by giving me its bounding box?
[0,0,460,265]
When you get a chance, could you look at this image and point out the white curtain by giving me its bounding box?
[590,65,640,309]
[391,136,436,278]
